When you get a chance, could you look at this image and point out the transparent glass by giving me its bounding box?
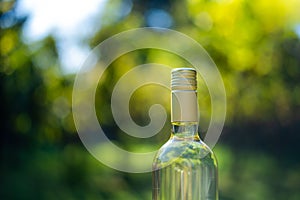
[152,122,218,200]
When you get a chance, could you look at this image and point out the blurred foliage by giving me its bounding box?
[1,0,300,199]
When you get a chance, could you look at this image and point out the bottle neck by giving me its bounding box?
[171,89,199,138]
[171,122,198,138]
[171,90,198,122]
[170,68,198,138]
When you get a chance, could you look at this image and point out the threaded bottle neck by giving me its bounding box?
[171,68,197,91]
[171,68,198,123]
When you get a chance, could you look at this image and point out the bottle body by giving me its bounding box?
[152,123,218,200]
[152,68,218,200]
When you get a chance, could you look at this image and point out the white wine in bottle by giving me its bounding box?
[152,68,218,200]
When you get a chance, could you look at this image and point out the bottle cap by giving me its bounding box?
[171,68,197,90]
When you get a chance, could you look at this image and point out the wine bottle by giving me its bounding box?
[152,68,218,200]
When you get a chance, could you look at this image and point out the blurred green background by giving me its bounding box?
[1,0,300,199]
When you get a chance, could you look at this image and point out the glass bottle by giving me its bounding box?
[152,68,218,200]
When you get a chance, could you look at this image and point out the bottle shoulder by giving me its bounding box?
[153,136,217,169]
